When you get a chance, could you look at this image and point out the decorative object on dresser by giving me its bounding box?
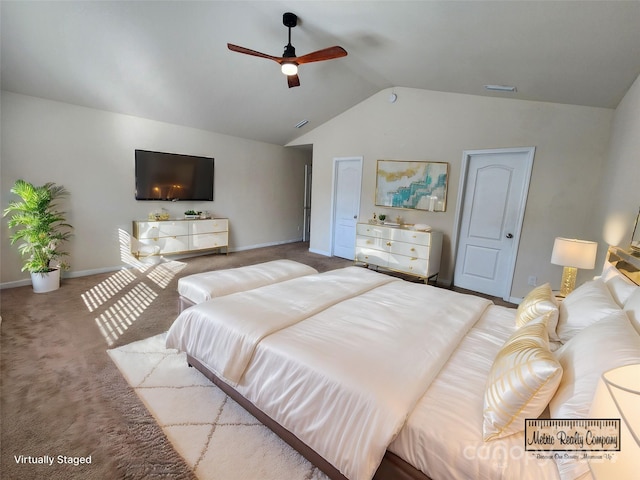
[550,237,598,297]
[375,160,448,212]
[132,218,228,258]
[354,223,442,283]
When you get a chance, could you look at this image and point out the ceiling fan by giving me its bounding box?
[227,12,347,88]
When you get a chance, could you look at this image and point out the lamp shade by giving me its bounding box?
[551,237,598,269]
[588,364,640,478]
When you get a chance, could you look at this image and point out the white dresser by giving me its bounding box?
[355,223,442,282]
[132,218,229,257]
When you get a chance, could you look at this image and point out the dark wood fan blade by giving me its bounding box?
[295,46,347,64]
[287,74,300,88]
[227,43,281,62]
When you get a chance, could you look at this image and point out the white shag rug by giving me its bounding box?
[108,333,329,480]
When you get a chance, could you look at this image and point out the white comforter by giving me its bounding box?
[167,267,493,480]
[167,266,398,384]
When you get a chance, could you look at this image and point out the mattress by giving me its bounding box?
[177,259,318,305]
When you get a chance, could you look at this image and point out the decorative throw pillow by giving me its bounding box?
[549,312,640,480]
[483,313,562,441]
[556,279,622,343]
[516,283,559,341]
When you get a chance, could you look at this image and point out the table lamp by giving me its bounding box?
[550,237,597,297]
[588,364,640,479]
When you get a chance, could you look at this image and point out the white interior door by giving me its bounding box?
[453,147,534,300]
[332,157,363,259]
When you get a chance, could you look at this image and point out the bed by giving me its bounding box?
[166,254,640,480]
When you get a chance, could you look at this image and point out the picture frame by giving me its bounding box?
[375,160,448,211]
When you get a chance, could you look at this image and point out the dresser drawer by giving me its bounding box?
[190,231,228,251]
[190,219,228,235]
[355,246,389,266]
[356,235,391,252]
[390,228,431,245]
[356,223,393,240]
[389,241,430,259]
[388,255,429,276]
[135,221,189,239]
[137,235,189,254]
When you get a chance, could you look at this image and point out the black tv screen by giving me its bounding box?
[135,150,214,201]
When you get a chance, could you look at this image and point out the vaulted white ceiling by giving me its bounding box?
[2,1,639,145]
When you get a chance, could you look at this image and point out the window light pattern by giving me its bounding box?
[85,229,187,346]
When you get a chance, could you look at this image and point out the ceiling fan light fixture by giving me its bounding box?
[281,62,298,76]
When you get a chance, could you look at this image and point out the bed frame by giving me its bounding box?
[187,354,432,480]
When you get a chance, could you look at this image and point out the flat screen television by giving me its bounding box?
[135,149,214,201]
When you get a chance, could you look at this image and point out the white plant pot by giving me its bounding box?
[31,269,61,293]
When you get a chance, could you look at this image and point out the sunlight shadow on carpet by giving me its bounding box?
[84,229,187,346]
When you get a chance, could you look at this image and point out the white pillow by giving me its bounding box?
[605,274,638,307]
[624,288,640,334]
[556,279,622,343]
[549,312,640,480]
[483,314,562,441]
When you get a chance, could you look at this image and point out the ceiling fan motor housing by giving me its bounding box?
[283,12,297,28]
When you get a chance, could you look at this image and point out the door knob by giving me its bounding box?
[506,233,513,238]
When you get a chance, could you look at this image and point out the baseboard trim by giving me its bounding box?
[309,247,331,256]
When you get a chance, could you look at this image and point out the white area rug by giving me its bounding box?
[108,333,328,480]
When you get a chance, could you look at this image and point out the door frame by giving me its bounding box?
[330,156,363,257]
[452,147,535,302]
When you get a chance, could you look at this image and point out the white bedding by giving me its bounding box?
[177,259,318,304]
[167,266,399,384]
[388,305,561,480]
[167,267,492,480]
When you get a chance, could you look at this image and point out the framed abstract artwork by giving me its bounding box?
[375,160,448,211]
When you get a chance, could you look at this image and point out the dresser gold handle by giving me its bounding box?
[410,248,416,252]
[386,241,392,246]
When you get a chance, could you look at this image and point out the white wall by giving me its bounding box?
[1,92,311,285]
[290,87,614,298]
[594,74,640,258]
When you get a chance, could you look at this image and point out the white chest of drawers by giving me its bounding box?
[132,218,229,257]
[355,223,442,281]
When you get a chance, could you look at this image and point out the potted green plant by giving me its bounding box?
[3,179,74,293]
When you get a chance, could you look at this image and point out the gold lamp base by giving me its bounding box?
[559,266,578,297]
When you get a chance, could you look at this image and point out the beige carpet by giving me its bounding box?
[108,333,329,480]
